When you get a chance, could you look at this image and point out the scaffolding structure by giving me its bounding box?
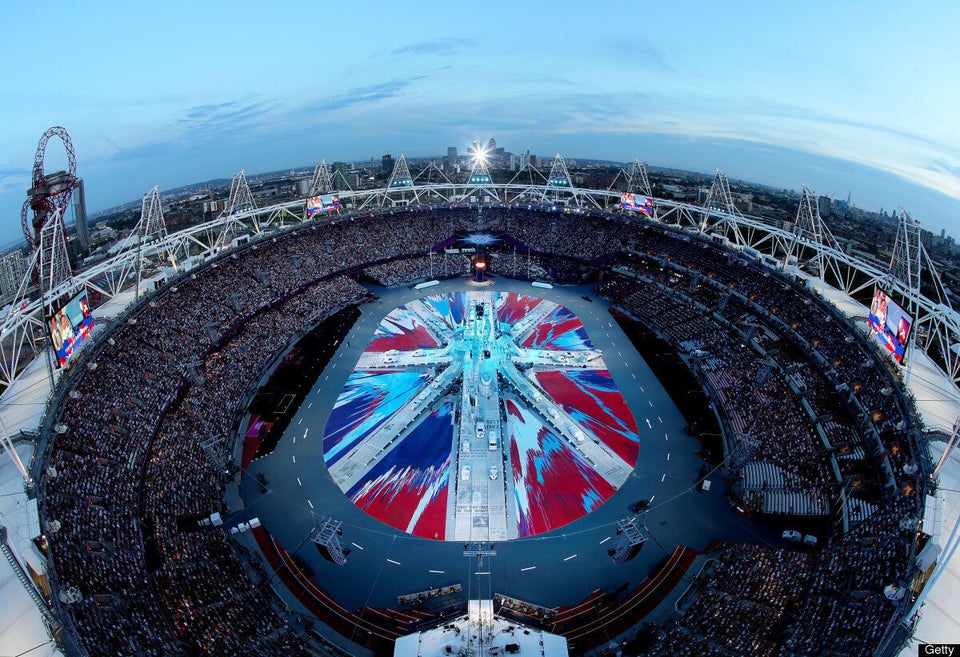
[312,519,347,565]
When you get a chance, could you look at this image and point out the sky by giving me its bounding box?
[2,1,960,248]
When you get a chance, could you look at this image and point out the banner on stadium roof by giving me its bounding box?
[867,287,912,364]
[49,291,94,368]
[306,194,341,216]
[620,192,654,215]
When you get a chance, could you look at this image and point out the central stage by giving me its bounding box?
[322,291,641,541]
[237,278,778,613]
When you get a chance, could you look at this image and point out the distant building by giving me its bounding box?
[343,171,360,189]
[72,178,90,251]
[203,199,226,214]
[447,146,458,165]
[0,250,28,305]
[818,195,832,218]
[330,162,359,189]
[89,222,118,249]
[381,153,394,173]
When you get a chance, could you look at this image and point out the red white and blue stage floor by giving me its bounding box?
[322,290,640,541]
[236,279,779,613]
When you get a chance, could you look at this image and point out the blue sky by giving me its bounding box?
[2,1,959,247]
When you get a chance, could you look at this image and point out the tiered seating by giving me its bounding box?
[37,205,920,656]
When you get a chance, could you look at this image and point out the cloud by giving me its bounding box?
[313,77,428,112]
[601,35,674,74]
[390,38,476,57]
[177,98,281,140]
[366,86,960,215]
[0,165,30,184]
[183,101,240,121]
[0,165,31,198]
[630,38,674,73]
[103,140,181,165]
[459,89,960,206]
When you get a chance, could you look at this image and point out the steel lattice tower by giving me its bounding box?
[37,209,73,305]
[310,160,333,196]
[699,170,748,247]
[221,170,257,217]
[386,154,414,189]
[702,170,740,216]
[784,186,842,282]
[889,209,922,295]
[380,154,417,208]
[545,154,572,189]
[888,209,924,382]
[139,186,168,243]
[628,161,652,196]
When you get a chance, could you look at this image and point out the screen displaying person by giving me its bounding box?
[897,316,910,347]
[77,295,93,339]
[876,294,888,332]
[59,312,75,352]
[50,316,64,352]
[870,288,883,318]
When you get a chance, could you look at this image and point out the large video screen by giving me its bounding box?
[620,192,654,215]
[306,193,341,216]
[49,291,94,368]
[867,287,912,363]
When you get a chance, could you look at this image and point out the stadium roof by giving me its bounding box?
[0,443,62,657]
[899,439,960,652]
[797,269,960,433]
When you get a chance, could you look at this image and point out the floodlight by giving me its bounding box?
[469,142,490,167]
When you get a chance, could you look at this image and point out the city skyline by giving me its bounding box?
[2,1,959,248]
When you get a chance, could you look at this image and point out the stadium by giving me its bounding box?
[1,136,958,657]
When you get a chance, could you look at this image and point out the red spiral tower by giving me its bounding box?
[21,126,77,249]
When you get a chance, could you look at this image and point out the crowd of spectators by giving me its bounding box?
[39,204,921,655]
[587,240,920,653]
[363,253,470,286]
[596,264,831,503]
[42,205,543,654]
[488,252,550,281]
[42,221,382,654]
[646,497,916,656]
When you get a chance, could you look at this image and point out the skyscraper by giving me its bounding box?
[447,146,458,165]
[73,178,89,252]
[0,250,28,304]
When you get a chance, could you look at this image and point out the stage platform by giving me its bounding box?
[235,277,782,615]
